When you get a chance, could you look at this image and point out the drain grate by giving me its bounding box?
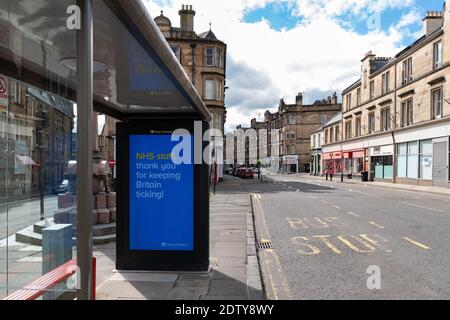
[256,241,273,250]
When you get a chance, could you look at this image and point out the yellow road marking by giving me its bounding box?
[313,235,342,254]
[369,221,385,229]
[402,237,431,250]
[337,235,376,253]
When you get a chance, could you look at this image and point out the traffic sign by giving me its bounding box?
[108,159,116,169]
[0,74,8,107]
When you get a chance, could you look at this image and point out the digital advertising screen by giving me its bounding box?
[129,134,194,251]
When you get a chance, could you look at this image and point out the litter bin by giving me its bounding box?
[361,171,369,182]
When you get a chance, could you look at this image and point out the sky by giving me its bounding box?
[143,0,446,132]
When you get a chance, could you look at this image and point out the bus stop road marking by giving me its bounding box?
[402,237,431,250]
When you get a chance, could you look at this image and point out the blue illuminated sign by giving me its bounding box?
[129,134,194,251]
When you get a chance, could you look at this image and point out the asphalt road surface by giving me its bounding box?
[245,175,450,300]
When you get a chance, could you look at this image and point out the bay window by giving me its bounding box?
[205,80,214,100]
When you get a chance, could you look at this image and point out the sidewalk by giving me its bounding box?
[95,176,263,300]
[265,172,450,196]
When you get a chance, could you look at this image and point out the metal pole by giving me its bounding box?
[77,0,93,301]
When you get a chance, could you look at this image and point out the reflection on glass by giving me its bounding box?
[0,77,77,299]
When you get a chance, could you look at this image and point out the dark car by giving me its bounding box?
[56,179,69,194]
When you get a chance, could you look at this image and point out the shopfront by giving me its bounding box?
[369,145,394,181]
[282,155,299,173]
[310,151,322,176]
[342,149,365,176]
[0,0,210,300]
[323,152,343,175]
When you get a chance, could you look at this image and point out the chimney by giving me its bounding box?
[179,4,196,33]
[331,92,338,105]
[296,92,303,106]
[423,11,443,36]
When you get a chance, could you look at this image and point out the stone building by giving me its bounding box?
[155,5,227,179]
[261,93,342,173]
[0,79,74,201]
[323,4,450,188]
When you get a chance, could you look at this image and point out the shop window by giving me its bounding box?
[407,141,419,179]
[419,140,433,180]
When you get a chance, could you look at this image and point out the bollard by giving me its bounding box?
[326,173,328,181]
[341,173,344,183]
[330,174,333,181]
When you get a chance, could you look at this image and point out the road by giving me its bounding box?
[245,175,450,299]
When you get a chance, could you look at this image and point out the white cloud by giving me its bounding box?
[143,0,424,132]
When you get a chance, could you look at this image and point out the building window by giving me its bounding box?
[345,120,352,140]
[346,94,352,110]
[286,131,295,140]
[11,81,22,104]
[330,127,334,143]
[355,117,361,137]
[380,107,391,132]
[432,88,443,119]
[382,71,390,95]
[171,46,181,62]
[205,48,214,66]
[205,80,214,100]
[368,112,375,134]
[401,99,413,127]
[216,48,223,68]
[325,129,329,144]
[356,88,361,106]
[288,114,296,125]
[370,80,375,99]
[335,125,340,142]
[216,80,223,101]
[402,57,413,85]
[433,41,442,70]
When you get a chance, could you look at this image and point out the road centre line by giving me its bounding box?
[398,201,444,213]
[369,221,385,229]
[346,211,359,217]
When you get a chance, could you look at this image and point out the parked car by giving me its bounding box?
[239,167,254,179]
[56,179,69,194]
[224,166,234,175]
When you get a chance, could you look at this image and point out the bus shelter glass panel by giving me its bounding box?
[0,0,79,299]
